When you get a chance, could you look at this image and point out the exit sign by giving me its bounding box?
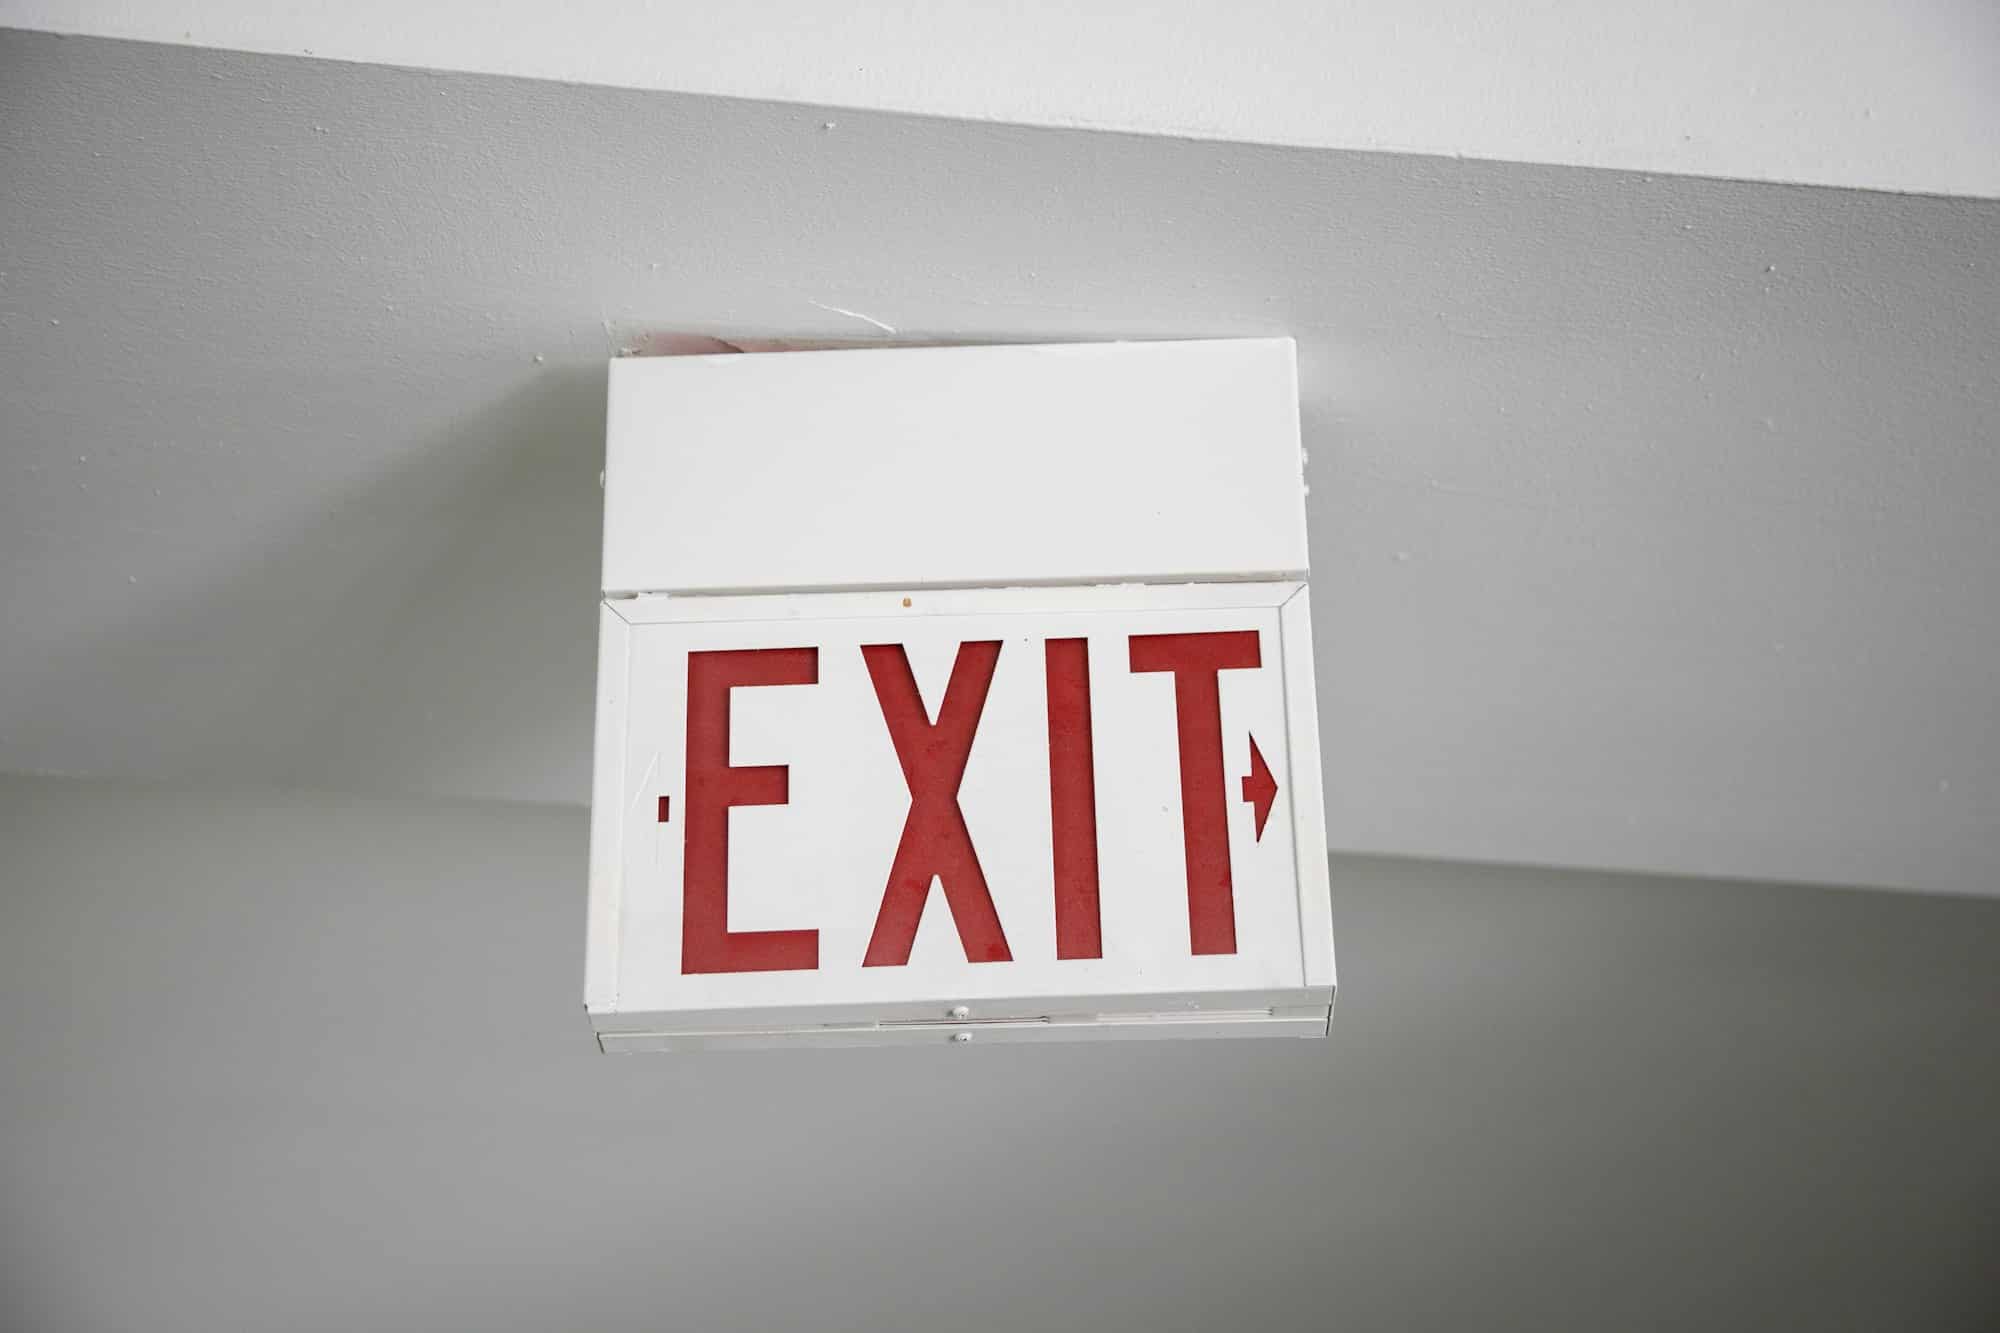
[585,339,1332,1048]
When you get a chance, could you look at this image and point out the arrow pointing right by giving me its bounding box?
[1241,735,1278,841]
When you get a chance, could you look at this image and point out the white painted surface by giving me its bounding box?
[5,0,1997,197]
[603,340,1306,594]
[588,585,1330,1045]
[3,35,1998,896]
[597,1009,1331,1051]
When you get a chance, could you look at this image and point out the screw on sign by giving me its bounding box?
[667,632,1280,977]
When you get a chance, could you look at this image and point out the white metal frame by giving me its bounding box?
[585,580,1334,1049]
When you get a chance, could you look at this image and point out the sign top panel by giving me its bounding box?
[602,338,1304,595]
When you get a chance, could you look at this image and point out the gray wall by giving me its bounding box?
[2,773,1996,1331]
[7,31,1998,897]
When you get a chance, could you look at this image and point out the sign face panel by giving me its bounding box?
[587,583,1330,1039]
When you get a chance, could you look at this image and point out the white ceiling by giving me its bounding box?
[6,0,1998,196]
[2,31,1996,895]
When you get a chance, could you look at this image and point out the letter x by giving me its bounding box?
[859,641,1012,966]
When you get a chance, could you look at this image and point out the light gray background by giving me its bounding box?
[5,27,1999,1330]
[3,775,1996,1331]
[3,30,1996,895]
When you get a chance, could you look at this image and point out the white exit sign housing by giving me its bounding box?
[588,339,1331,1049]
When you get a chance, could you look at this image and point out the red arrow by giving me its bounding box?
[1241,735,1278,841]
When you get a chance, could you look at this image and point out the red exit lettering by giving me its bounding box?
[673,632,1272,974]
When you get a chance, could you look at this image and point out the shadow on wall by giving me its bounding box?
[301,368,610,802]
[8,368,609,805]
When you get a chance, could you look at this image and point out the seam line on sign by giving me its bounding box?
[591,987,1315,1031]
[1277,588,1333,991]
[605,570,1309,600]
[608,581,1309,628]
[612,623,634,1010]
[624,602,1290,626]
[600,1008,1314,1047]
[875,1015,1054,1028]
[585,607,635,1016]
[1275,596,1311,990]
